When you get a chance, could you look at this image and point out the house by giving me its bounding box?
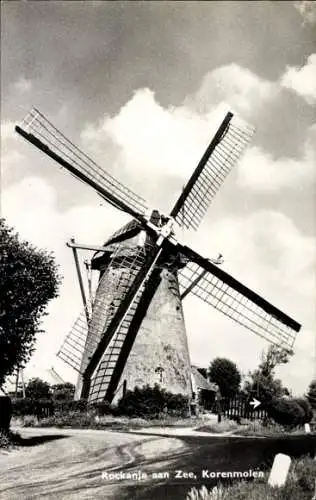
[191,366,218,410]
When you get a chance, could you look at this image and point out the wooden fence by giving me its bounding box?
[221,396,268,422]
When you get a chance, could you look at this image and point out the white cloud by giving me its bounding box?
[278,327,315,395]
[1,121,16,141]
[190,63,278,119]
[1,121,25,188]
[281,54,316,104]
[13,76,32,94]
[294,1,316,25]
[3,176,129,255]
[194,210,315,305]
[238,124,316,191]
[1,150,24,175]
[82,88,231,181]
[81,66,314,201]
[81,88,243,213]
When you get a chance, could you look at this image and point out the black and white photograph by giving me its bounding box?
[1,1,316,499]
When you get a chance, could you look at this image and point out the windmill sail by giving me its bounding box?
[59,232,163,402]
[178,247,300,350]
[57,244,147,373]
[170,112,255,231]
[88,278,147,403]
[57,308,90,373]
[15,108,148,219]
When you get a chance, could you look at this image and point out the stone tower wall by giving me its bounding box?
[112,266,192,403]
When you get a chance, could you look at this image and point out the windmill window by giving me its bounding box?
[155,366,164,383]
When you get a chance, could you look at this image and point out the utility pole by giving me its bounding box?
[15,369,19,397]
[21,369,26,398]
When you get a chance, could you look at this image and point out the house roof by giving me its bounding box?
[191,366,218,392]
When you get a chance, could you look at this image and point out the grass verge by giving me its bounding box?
[186,456,316,499]
[12,413,212,430]
[0,430,22,450]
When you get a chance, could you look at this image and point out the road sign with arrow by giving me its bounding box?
[249,398,261,410]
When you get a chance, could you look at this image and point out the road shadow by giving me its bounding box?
[8,431,69,447]
[120,434,316,500]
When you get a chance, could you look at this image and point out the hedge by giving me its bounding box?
[117,384,189,418]
[11,398,88,417]
[267,397,313,428]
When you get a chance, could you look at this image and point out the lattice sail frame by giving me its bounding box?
[172,114,255,231]
[57,244,150,374]
[88,275,146,403]
[18,108,148,216]
[58,235,164,402]
[178,261,298,350]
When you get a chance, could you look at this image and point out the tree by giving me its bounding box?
[25,378,51,399]
[51,383,75,400]
[306,379,316,409]
[0,219,61,388]
[208,358,241,398]
[243,345,292,402]
[259,344,292,376]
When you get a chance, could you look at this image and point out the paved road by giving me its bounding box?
[0,427,186,500]
[0,427,315,500]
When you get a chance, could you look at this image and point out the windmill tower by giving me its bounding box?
[15,109,301,404]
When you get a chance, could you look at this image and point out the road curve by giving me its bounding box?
[1,427,315,500]
[0,427,186,500]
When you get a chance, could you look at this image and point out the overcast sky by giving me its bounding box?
[1,1,315,394]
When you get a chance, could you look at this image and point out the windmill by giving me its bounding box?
[46,366,65,385]
[15,108,301,404]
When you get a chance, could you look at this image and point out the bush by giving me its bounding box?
[117,384,189,418]
[54,399,87,414]
[0,432,11,449]
[90,400,112,416]
[12,398,54,417]
[12,398,33,416]
[22,415,39,427]
[292,456,316,493]
[11,398,88,417]
[0,430,22,449]
[306,380,316,409]
[266,398,306,428]
[51,383,75,400]
[36,412,95,428]
[293,398,313,424]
